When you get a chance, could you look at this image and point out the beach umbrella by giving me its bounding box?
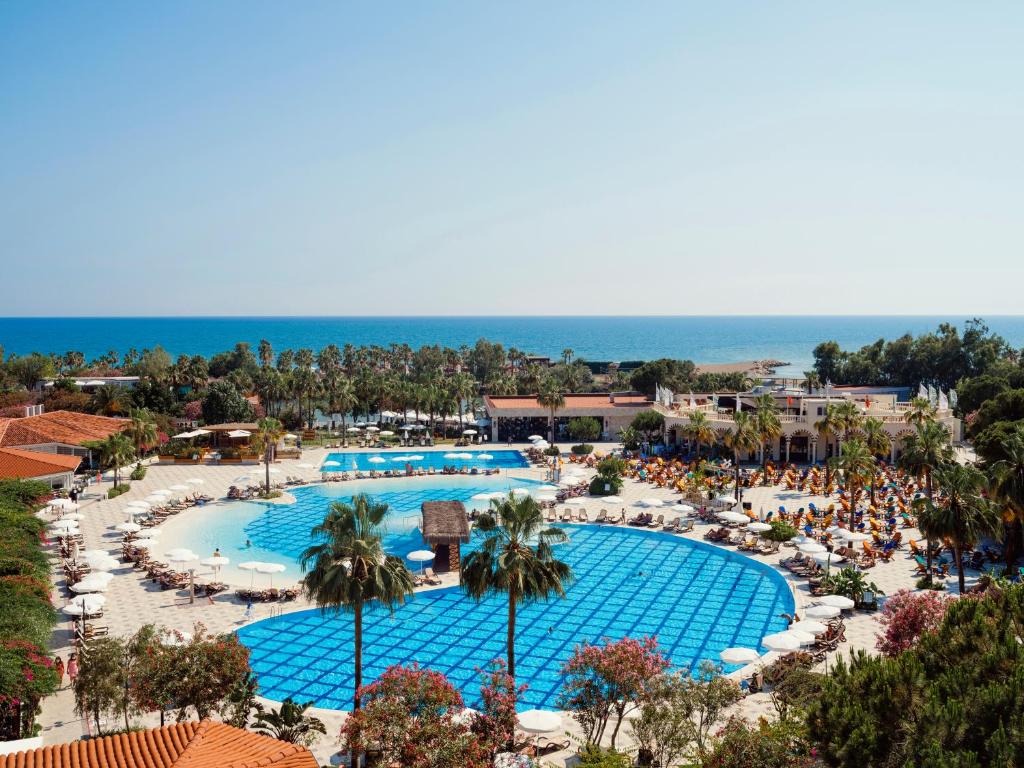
[126,500,150,509]
[88,556,121,572]
[64,594,106,615]
[536,494,557,502]
[804,604,841,619]
[528,435,544,441]
[818,595,856,610]
[760,632,801,652]
[798,542,827,554]
[718,511,748,525]
[673,503,694,513]
[227,429,251,438]
[50,498,76,510]
[517,710,561,733]
[164,548,198,565]
[477,453,493,460]
[792,620,828,634]
[322,460,341,468]
[510,488,531,497]
[70,577,110,594]
[201,555,230,578]
[406,549,435,574]
[598,495,623,504]
[463,429,477,435]
[150,489,173,497]
[717,495,738,505]
[116,522,141,533]
[839,530,870,542]
[256,561,286,587]
[452,708,478,726]
[187,478,205,485]
[238,561,262,587]
[379,430,395,437]
[720,647,760,664]
[785,629,817,646]
[346,426,362,433]
[487,492,507,500]
[470,493,492,501]
[747,522,772,532]
[368,456,386,464]
[639,498,664,508]
[49,519,80,533]
[145,494,169,504]
[365,426,379,432]
[812,552,845,566]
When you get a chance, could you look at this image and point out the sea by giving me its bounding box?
[3,316,1024,376]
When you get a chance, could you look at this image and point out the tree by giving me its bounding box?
[875,589,951,657]
[567,416,602,444]
[559,636,669,749]
[253,698,326,746]
[905,396,937,427]
[91,384,129,417]
[340,664,490,768]
[723,412,758,495]
[918,463,1002,593]
[124,408,158,456]
[814,403,845,485]
[251,417,284,493]
[201,380,255,424]
[899,422,953,580]
[754,393,782,483]
[861,416,890,505]
[159,625,251,722]
[461,493,572,681]
[91,432,135,488]
[471,659,523,756]
[6,353,54,390]
[630,410,665,448]
[703,716,814,768]
[829,438,876,529]
[71,636,126,735]
[537,379,565,444]
[682,410,715,458]
[808,584,1024,767]
[300,495,415,716]
[989,423,1024,567]
[629,358,696,396]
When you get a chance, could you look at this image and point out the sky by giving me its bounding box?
[2,2,1022,316]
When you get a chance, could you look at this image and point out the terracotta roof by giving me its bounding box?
[202,423,259,432]
[421,500,470,544]
[485,393,652,411]
[0,447,81,480]
[0,411,128,448]
[0,721,318,768]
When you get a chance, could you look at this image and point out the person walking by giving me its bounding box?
[67,653,79,687]
[54,655,65,689]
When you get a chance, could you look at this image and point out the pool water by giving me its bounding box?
[323,448,528,472]
[238,524,793,711]
[158,476,543,584]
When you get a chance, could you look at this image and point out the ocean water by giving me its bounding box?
[3,316,1024,374]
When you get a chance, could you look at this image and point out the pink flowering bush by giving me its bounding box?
[558,636,669,748]
[875,589,952,657]
[471,659,525,754]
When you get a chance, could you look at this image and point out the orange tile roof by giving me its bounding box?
[0,721,318,768]
[485,393,652,410]
[0,447,81,480]
[0,411,127,448]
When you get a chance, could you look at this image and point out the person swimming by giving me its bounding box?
[244,539,252,548]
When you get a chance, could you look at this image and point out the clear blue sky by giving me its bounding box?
[2,2,1022,316]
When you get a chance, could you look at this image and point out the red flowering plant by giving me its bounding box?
[341,663,491,768]
[557,636,670,748]
[471,659,526,754]
[0,639,58,740]
[875,589,952,657]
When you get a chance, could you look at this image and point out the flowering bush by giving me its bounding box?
[0,639,58,740]
[875,589,951,656]
[341,664,490,768]
[704,716,817,768]
[471,659,525,754]
[558,636,669,748]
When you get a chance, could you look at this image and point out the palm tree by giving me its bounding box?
[251,417,284,493]
[833,399,864,440]
[253,698,327,746]
[804,370,821,394]
[814,404,844,485]
[899,422,954,579]
[723,412,759,497]
[918,463,1002,594]
[537,380,565,445]
[461,493,572,680]
[829,438,876,529]
[124,409,158,457]
[683,410,715,459]
[905,396,937,427]
[861,417,891,506]
[754,394,782,484]
[92,432,135,488]
[331,376,358,446]
[91,384,128,416]
[989,426,1024,567]
[300,495,415,717]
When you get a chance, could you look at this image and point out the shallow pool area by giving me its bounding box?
[323,448,528,472]
[238,524,794,711]
[157,475,544,584]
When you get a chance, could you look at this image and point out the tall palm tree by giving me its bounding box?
[91,384,128,416]
[92,432,135,488]
[723,412,759,497]
[814,403,844,485]
[754,394,782,484]
[251,417,284,492]
[537,380,565,445]
[861,416,891,506]
[300,496,415,715]
[918,463,1002,594]
[833,399,864,440]
[461,493,572,680]
[829,438,876,529]
[683,410,715,459]
[899,422,954,578]
[331,376,358,447]
[989,425,1024,567]
[905,396,937,428]
[124,409,158,457]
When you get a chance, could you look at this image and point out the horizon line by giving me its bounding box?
[1,313,1020,321]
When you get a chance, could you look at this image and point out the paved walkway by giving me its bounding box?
[37,446,938,765]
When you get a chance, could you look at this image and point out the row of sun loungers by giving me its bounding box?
[235,587,300,602]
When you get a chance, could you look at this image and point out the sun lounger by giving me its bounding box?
[423,567,442,586]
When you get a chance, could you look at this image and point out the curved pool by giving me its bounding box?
[238,523,793,711]
[323,448,528,472]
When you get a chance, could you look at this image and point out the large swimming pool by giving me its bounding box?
[238,523,793,711]
[157,476,545,584]
[322,448,528,472]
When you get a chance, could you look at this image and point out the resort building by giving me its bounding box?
[657,389,961,463]
[0,446,81,488]
[38,375,140,391]
[0,410,128,466]
[0,720,318,767]
[483,392,652,443]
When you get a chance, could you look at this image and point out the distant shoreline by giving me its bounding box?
[694,359,789,376]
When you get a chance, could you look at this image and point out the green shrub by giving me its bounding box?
[589,474,623,495]
[129,463,147,481]
[764,520,798,542]
[575,745,632,768]
[567,416,602,443]
[107,484,131,499]
[543,446,561,457]
[571,443,594,455]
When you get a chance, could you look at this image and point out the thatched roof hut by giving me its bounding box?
[421,501,470,545]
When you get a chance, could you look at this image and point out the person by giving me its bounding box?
[54,655,65,689]
[69,488,78,503]
[244,539,252,548]
[213,547,222,558]
[67,653,79,686]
